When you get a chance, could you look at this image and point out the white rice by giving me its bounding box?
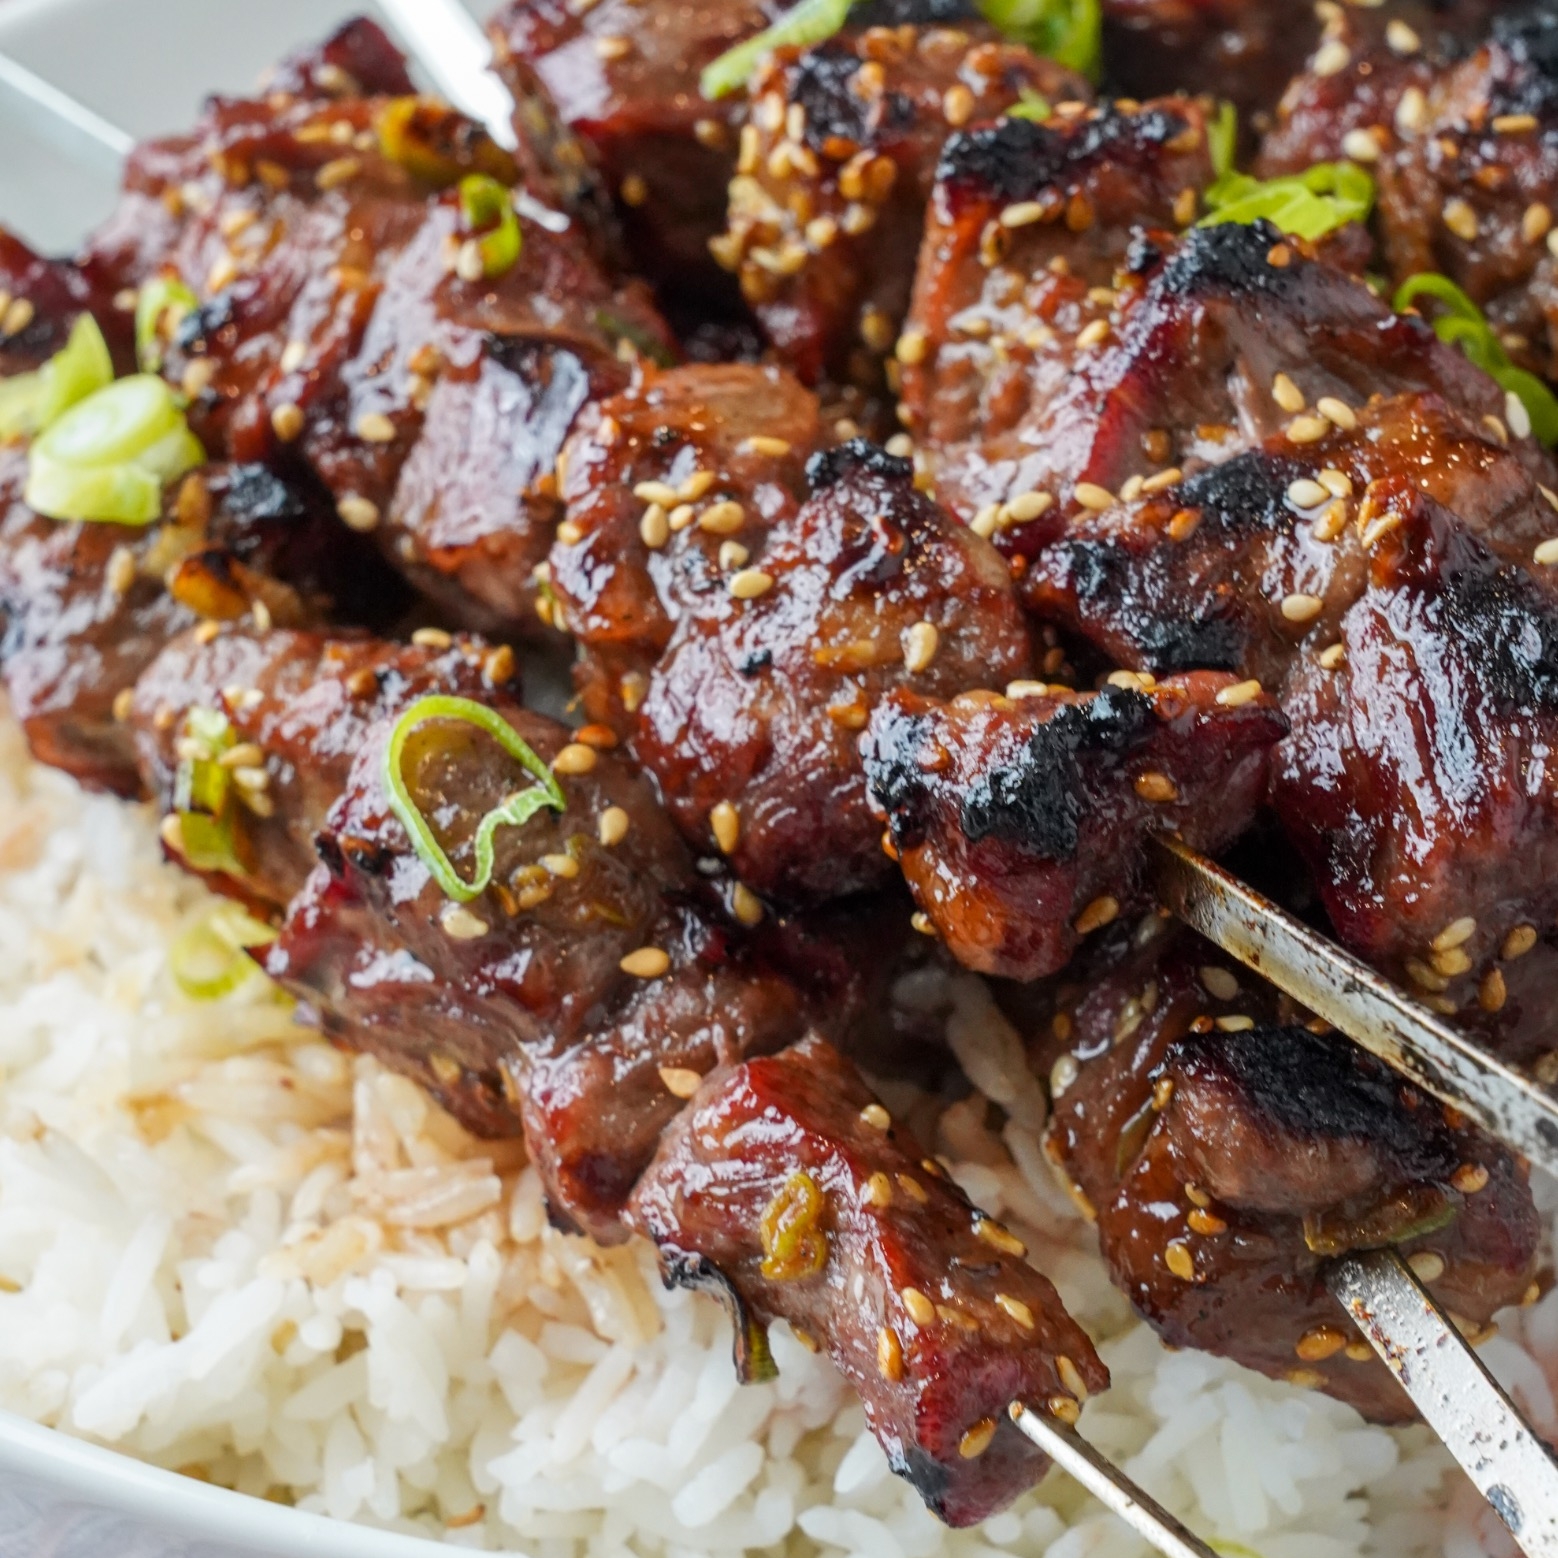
[0,701,1552,1557]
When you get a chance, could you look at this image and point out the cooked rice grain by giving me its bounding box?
[0,704,1547,1556]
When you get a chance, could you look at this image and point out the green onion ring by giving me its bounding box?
[383,695,566,903]
[976,0,1101,78]
[0,313,114,440]
[170,903,277,1001]
[458,174,523,279]
[135,277,198,373]
[1208,102,1238,182]
[701,0,854,100]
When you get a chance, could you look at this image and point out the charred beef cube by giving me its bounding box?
[719,15,1088,392]
[906,200,1513,539]
[862,675,1284,981]
[554,376,1032,904]
[1023,392,1558,688]
[262,15,417,100]
[0,230,132,377]
[267,686,815,1236]
[489,0,780,313]
[0,459,387,797]
[626,1033,1109,1527]
[1273,479,1558,1064]
[128,626,514,907]
[80,67,674,640]
[1036,928,1540,1422]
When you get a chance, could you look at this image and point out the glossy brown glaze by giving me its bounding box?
[554,369,1031,902]
[862,675,1285,980]
[1033,925,1539,1421]
[627,1033,1109,1527]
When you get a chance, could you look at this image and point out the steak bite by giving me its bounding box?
[554,371,1031,904]
[626,1033,1109,1528]
[1036,929,1539,1422]
[861,675,1285,981]
[719,11,1088,392]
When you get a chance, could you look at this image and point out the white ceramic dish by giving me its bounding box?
[0,8,494,1548]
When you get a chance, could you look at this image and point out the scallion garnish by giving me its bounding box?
[1007,90,1052,123]
[458,174,523,279]
[1208,102,1237,181]
[1198,161,1374,242]
[383,696,566,903]
[377,96,519,187]
[24,373,204,525]
[0,313,114,441]
[1395,273,1558,446]
[135,277,198,373]
[169,902,277,1001]
[171,707,250,878]
[976,0,1101,78]
[701,0,854,100]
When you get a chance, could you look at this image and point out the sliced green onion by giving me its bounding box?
[976,0,1101,78]
[458,174,523,279]
[24,374,204,525]
[135,277,198,373]
[1199,161,1374,242]
[383,695,566,903]
[176,810,248,877]
[377,96,519,187]
[1208,102,1237,181]
[170,903,277,1001]
[0,314,114,440]
[1007,90,1052,123]
[701,0,855,100]
[170,708,250,879]
[1395,273,1558,446]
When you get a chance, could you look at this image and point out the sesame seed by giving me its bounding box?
[411,627,453,649]
[441,903,490,940]
[1074,482,1115,511]
[1443,198,1479,242]
[1165,1241,1196,1281]
[1134,771,1178,803]
[598,806,630,847]
[975,1214,1027,1257]
[897,1173,928,1203]
[206,253,240,293]
[1,296,35,336]
[996,1293,1034,1329]
[1173,186,1199,226]
[1296,1325,1347,1361]
[1287,478,1330,509]
[1408,1250,1445,1283]
[1272,373,1305,413]
[1287,414,1330,444]
[1167,507,1200,541]
[718,541,750,572]
[552,743,598,777]
[1216,679,1263,708]
[1050,1054,1079,1097]
[729,568,774,600]
[910,911,937,937]
[1215,1014,1255,1032]
[595,34,631,60]
[678,470,716,503]
[860,1102,891,1131]
[1385,18,1420,53]
[1074,895,1118,935]
[633,480,680,507]
[1495,113,1539,135]
[1188,1208,1227,1236]
[1318,468,1353,498]
[1395,85,1428,135]
[1142,467,1183,494]
[1407,958,1450,993]
[731,883,764,925]
[896,330,928,366]
[1200,966,1240,1001]
[315,155,361,191]
[1452,1162,1491,1194]
[901,1287,936,1326]
[1341,127,1380,163]
[1503,924,1539,961]
[105,543,137,596]
[658,1066,702,1099]
[1047,1394,1081,1425]
[1479,967,1508,1012]
[1433,946,1471,977]
[903,621,939,674]
[1075,319,1111,351]
[353,411,396,444]
[182,359,216,398]
[1316,396,1357,431]
[861,1171,893,1209]
[540,853,580,879]
[555,520,585,546]
[958,1418,997,1459]
[1432,916,1477,952]
[1508,392,1534,441]
[970,505,1001,538]
[877,1326,904,1381]
[620,946,670,979]
[1005,490,1054,522]
[1000,200,1047,228]
[1319,643,1347,671]
[943,83,975,126]
[699,500,746,535]
[710,801,740,854]
[1313,38,1351,75]
[638,504,670,549]
[1524,203,1553,244]
[1281,592,1324,624]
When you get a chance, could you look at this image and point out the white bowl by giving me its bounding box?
[0,6,495,1548]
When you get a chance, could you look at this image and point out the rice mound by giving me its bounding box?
[0,701,1551,1558]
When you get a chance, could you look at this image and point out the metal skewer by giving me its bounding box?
[7,32,1558,1558]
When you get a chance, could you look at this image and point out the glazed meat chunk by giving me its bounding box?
[719,8,1088,392]
[862,675,1284,981]
[1274,482,1558,1064]
[80,52,673,639]
[128,625,514,908]
[1036,928,1539,1422]
[627,1034,1109,1527]
[554,370,1032,904]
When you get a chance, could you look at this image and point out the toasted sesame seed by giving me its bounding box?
[1524,203,1554,246]
[1287,414,1330,444]
[1408,1251,1445,1283]
[555,520,586,546]
[678,470,716,503]
[861,1172,894,1208]
[1050,1054,1079,1098]
[1167,507,1201,541]
[219,743,264,770]
[354,411,396,443]
[1005,490,1054,523]
[1001,200,1048,228]
[958,1418,996,1458]
[1200,966,1240,1001]
[901,1287,936,1326]
[1451,1162,1492,1196]
[552,743,598,776]
[897,1172,928,1204]
[729,568,774,600]
[1508,392,1534,441]
[595,33,631,60]
[1316,396,1357,431]
[112,687,135,723]
[910,910,938,937]
[1074,482,1115,511]
[182,359,216,397]
[1047,1394,1081,1425]
[540,853,580,880]
[1165,1241,1196,1281]
[996,1293,1034,1329]
[975,1215,1026,1258]
[943,83,975,126]
[620,946,670,979]
[1495,113,1540,136]
[598,806,630,847]
[1287,478,1330,509]
[1216,679,1263,708]
[719,540,751,571]
[1188,1207,1227,1236]
[1432,916,1477,952]
[1074,895,1118,935]
[659,1066,702,1099]
[1075,319,1111,351]
[441,904,490,940]
[699,500,745,535]
[896,330,929,367]
[1433,947,1472,978]
[1341,127,1380,162]
[901,620,940,674]
[1296,1324,1347,1361]
[633,480,680,507]
[1318,468,1353,499]
[1534,537,1558,568]
[970,505,1001,538]
[1281,592,1324,624]
[638,504,670,549]
[1134,770,1179,803]
[484,644,517,685]
[1479,967,1508,1012]
[877,1326,904,1381]
[1443,198,1479,242]
[742,435,792,458]
[1385,18,1420,52]
[710,801,740,855]
[267,401,304,443]
[731,883,764,925]
[860,1102,891,1131]
[1502,924,1538,961]
[1,295,35,337]
[411,627,453,649]
[1271,373,1305,413]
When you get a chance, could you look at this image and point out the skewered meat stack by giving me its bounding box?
[2,0,1558,1540]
